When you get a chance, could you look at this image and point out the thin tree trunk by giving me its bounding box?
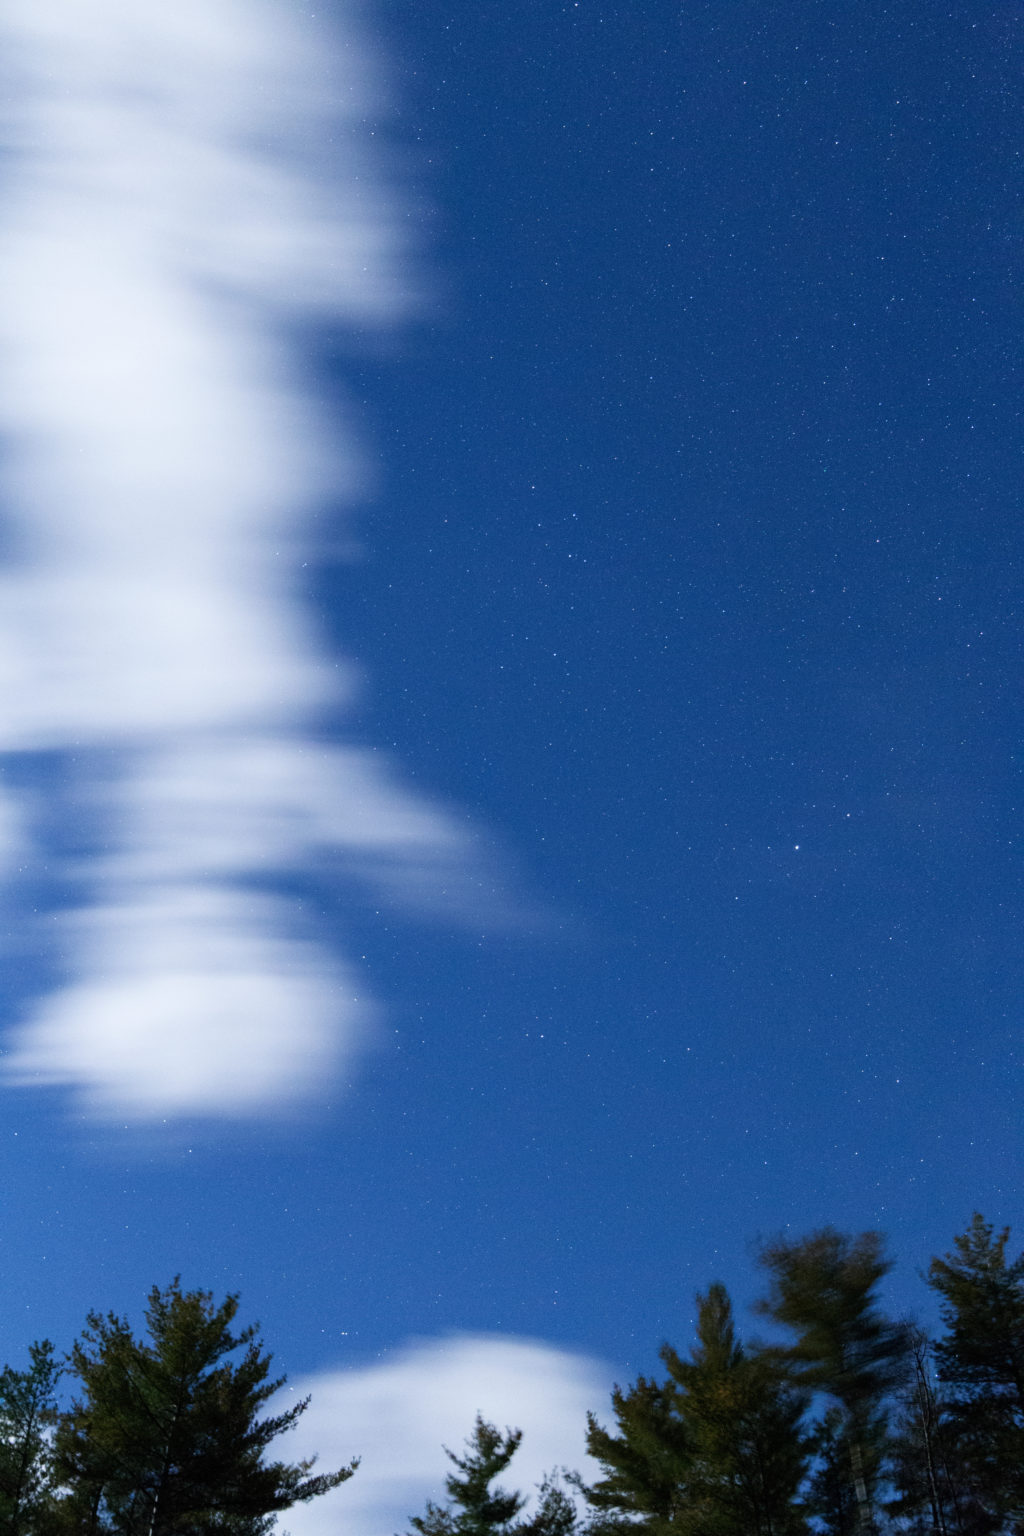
[912,1343,947,1536]
[848,1436,873,1535]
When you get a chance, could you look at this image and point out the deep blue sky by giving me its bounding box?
[0,0,1019,1428]
[320,0,1021,1348]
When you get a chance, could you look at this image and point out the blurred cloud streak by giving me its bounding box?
[0,0,484,1120]
[283,1335,611,1536]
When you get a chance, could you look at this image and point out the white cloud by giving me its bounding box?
[282,1336,612,1536]
[4,887,370,1119]
[93,740,476,884]
[0,1,489,1119]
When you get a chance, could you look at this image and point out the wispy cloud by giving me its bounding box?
[283,1335,611,1536]
[0,0,487,1120]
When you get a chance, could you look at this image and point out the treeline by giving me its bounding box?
[0,1215,1018,1536]
[0,1279,355,1536]
[409,1215,1024,1536]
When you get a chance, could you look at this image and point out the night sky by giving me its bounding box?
[0,2,1018,1530]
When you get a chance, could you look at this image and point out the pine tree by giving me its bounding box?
[927,1214,1024,1531]
[0,1340,62,1536]
[579,1285,809,1536]
[50,1278,356,1536]
[519,1475,579,1536]
[580,1374,691,1536]
[660,1284,809,1536]
[409,1417,527,1536]
[409,1421,581,1536]
[756,1228,908,1536]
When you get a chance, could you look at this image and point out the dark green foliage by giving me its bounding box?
[580,1284,809,1536]
[756,1228,909,1535]
[660,1283,809,1535]
[755,1229,908,1415]
[409,1417,527,1536]
[582,1374,690,1534]
[50,1278,356,1536]
[926,1215,1024,1532]
[929,1216,1024,1406]
[408,1420,582,1536]
[519,1475,579,1536]
[0,1341,62,1536]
